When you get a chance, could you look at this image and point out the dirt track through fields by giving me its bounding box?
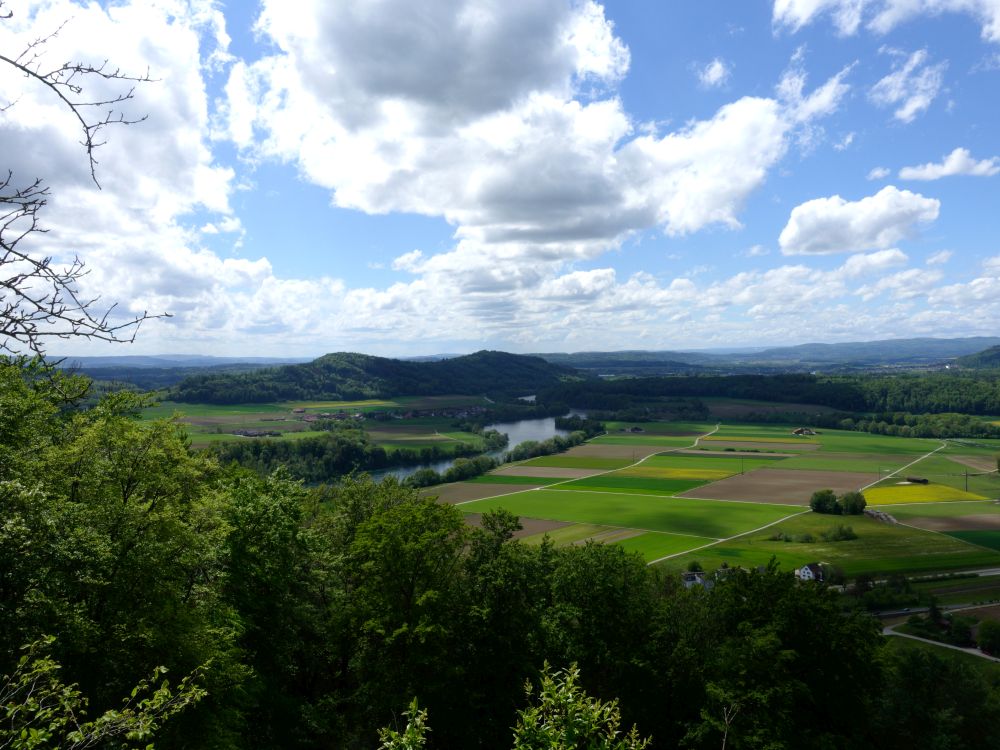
[679,468,876,504]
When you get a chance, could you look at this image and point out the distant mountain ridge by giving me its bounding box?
[535,337,1000,373]
[172,350,581,404]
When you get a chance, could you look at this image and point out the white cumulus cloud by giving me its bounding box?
[779,186,940,255]
[899,147,1000,179]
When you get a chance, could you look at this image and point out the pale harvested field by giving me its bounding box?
[680,468,874,505]
[463,513,569,539]
[423,482,536,504]
[902,514,1000,532]
[565,443,668,459]
[699,440,820,452]
[951,455,999,472]
[493,466,604,479]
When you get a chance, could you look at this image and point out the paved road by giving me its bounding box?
[883,622,1000,663]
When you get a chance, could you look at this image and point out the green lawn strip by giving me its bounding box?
[943,440,1000,458]
[880,501,1000,521]
[946,531,1000,552]
[771,452,915,474]
[467,475,564,485]
[883,637,1000,679]
[811,430,940,455]
[520,456,633,469]
[657,512,1000,577]
[556,475,705,495]
[518,523,613,546]
[460,489,797,539]
[614,532,715,561]
[641,454,783,472]
[588,435,701,447]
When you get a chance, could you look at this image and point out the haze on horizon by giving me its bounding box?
[3,0,1000,359]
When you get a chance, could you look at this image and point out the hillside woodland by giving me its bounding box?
[171,351,579,404]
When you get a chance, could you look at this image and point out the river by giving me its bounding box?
[370,413,581,483]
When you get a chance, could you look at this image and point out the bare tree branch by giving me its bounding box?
[0,1,169,357]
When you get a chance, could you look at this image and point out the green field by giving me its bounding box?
[519,456,632,470]
[588,435,703,447]
[772,452,914,474]
[520,523,612,546]
[661,513,1000,576]
[555,475,706,496]
[641,454,782,472]
[615,532,715,560]
[947,530,1000,552]
[461,489,799,539]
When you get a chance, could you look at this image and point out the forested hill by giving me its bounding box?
[171,350,581,403]
[956,345,1000,369]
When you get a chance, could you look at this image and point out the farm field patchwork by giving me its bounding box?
[519,456,633,470]
[412,419,1000,575]
[680,468,874,505]
[876,454,1000,498]
[660,513,1000,577]
[565,443,667,459]
[492,466,602,479]
[460,489,799,539]
[589,435,706,447]
[641,454,783,472]
[554,475,706,496]
[467,475,565,485]
[771,452,914,474]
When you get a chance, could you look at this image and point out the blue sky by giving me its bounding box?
[3,0,1000,356]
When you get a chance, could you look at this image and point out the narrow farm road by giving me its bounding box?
[883,623,1000,663]
[860,441,947,492]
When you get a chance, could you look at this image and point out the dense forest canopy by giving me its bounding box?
[542,371,1000,416]
[956,345,1000,370]
[172,350,581,404]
